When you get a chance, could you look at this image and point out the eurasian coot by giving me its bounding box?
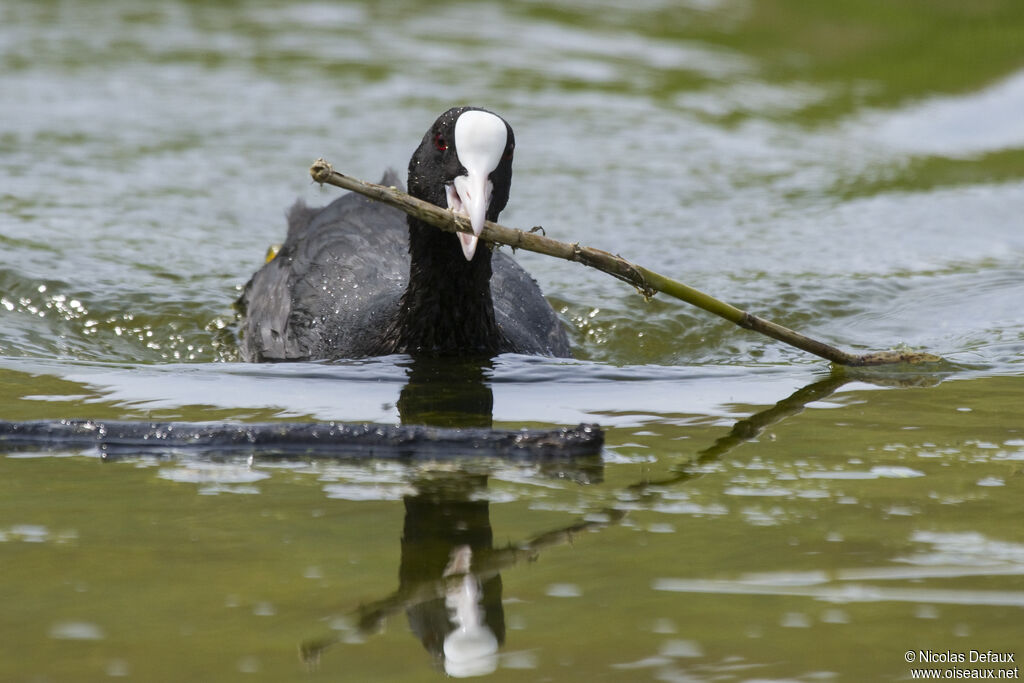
[236,107,571,361]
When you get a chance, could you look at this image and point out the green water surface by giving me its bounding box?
[2,1,1024,681]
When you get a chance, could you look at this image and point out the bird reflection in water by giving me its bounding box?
[301,356,607,676]
[398,357,502,676]
[400,475,504,676]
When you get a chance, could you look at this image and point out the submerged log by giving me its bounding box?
[0,419,603,460]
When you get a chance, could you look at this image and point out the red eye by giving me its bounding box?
[503,144,514,161]
[434,133,448,152]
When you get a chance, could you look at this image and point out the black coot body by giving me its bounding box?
[236,107,571,361]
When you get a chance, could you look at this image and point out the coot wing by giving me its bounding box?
[492,251,572,357]
[237,172,409,361]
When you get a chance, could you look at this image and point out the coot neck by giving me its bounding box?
[390,217,504,355]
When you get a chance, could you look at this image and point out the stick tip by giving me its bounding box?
[310,158,334,184]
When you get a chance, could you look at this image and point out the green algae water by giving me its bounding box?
[3,1,1024,680]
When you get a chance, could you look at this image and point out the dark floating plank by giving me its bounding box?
[0,419,604,460]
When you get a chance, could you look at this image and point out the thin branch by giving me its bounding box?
[309,159,942,367]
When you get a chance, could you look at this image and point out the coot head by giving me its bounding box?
[407,107,515,260]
